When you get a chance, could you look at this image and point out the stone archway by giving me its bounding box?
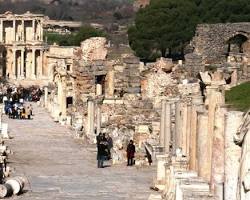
[227,34,249,54]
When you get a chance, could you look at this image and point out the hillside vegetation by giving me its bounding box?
[225,82,250,112]
[128,0,250,61]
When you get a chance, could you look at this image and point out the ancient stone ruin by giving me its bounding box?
[0,11,249,200]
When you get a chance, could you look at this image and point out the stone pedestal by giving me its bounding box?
[155,154,169,190]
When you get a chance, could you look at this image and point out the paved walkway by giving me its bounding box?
[3,104,155,200]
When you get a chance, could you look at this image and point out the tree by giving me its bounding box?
[128,0,250,61]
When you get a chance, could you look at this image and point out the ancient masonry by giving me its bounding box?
[0,12,250,200]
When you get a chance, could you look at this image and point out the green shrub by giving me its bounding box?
[45,26,106,46]
[225,82,250,111]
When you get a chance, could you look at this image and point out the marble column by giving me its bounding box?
[40,21,43,41]
[12,49,16,79]
[87,99,95,136]
[160,100,166,147]
[186,104,192,158]
[197,111,210,181]
[175,101,182,152]
[224,111,243,200]
[210,105,227,195]
[206,85,225,183]
[32,20,35,40]
[31,49,36,79]
[164,102,171,154]
[38,50,43,78]
[20,49,25,78]
[0,20,3,42]
[181,103,188,156]
[13,20,16,42]
[189,96,204,171]
[21,20,24,41]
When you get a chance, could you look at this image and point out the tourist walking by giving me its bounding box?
[26,106,31,119]
[97,134,108,168]
[127,140,135,166]
[106,134,113,160]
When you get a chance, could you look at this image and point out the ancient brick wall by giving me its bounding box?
[191,23,250,64]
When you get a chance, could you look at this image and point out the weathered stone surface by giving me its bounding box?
[81,37,108,61]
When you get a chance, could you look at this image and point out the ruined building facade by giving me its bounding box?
[0,12,46,81]
[186,23,250,80]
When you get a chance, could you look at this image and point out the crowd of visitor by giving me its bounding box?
[96,132,136,168]
[1,86,43,120]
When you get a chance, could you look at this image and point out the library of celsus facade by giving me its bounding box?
[0,11,46,82]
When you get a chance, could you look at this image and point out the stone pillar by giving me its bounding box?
[181,103,188,156]
[13,20,16,42]
[87,99,95,136]
[224,111,243,200]
[44,86,48,108]
[31,48,36,79]
[189,96,204,171]
[206,85,225,183]
[160,100,166,147]
[164,102,171,154]
[197,111,210,181]
[210,105,227,195]
[40,21,43,41]
[96,104,101,135]
[175,101,182,151]
[186,104,192,158]
[0,20,3,42]
[21,20,24,41]
[12,49,16,79]
[20,49,25,78]
[38,50,43,78]
[32,20,35,40]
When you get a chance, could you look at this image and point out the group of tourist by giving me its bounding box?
[96,132,113,168]
[1,86,36,120]
[5,103,33,120]
[96,132,136,168]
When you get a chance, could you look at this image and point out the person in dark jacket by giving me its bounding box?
[97,135,108,168]
[127,140,136,166]
[106,134,113,160]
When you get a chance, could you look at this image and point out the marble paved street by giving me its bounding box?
[3,104,155,200]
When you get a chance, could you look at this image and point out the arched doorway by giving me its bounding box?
[227,34,248,54]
